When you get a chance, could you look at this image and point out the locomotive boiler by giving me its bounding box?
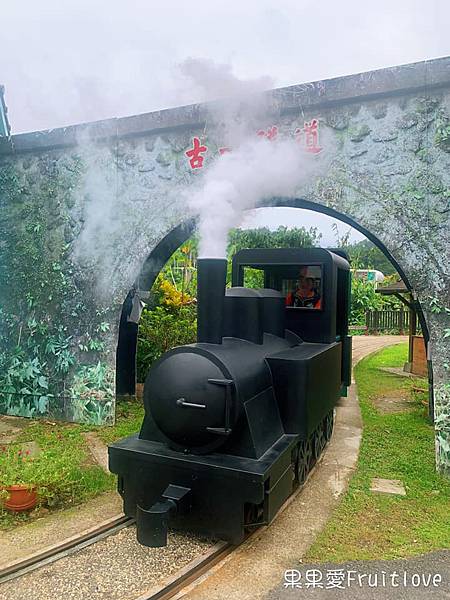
[109,248,352,546]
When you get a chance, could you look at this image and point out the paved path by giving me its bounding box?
[182,336,411,600]
[0,491,122,569]
[351,335,407,367]
[265,551,450,599]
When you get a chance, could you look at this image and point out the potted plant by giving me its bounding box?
[0,445,38,511]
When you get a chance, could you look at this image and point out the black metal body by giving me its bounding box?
[109,249,352,546]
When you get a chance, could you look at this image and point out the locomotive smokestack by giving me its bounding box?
[197,258,227,344]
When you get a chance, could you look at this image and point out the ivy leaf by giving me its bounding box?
[38,376,48,389]
[38,396,48,413]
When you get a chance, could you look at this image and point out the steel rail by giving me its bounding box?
[136,540,235,600]
[0,514,133,583]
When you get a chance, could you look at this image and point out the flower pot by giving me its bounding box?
[3,485,38,512]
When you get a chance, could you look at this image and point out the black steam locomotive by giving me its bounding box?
[109,248,352,546]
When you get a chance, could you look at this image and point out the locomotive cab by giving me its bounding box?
[232,248,352,394]
[109,248,352,547]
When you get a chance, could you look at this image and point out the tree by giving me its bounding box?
[226,226,322,287]
[227,226,321,255]
[157,226,322,295]
[345,239,397,276]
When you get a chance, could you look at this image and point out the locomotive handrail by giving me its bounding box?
[176,398,207,409]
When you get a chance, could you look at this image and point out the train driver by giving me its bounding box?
[286,268,322,309]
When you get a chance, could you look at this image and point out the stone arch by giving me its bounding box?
[260,197,431,344]
[0,56,448,472]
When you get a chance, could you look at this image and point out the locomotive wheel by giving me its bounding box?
[313,428,323,461]
[307,438,315,469]
[319,421,327,453]
[304,435,315,469]
[324,411,334,442]
[296,440,311,485]
[244,502,263,529]
[291,446,300,483]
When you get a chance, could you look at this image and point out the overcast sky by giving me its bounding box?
[2,0,448,134]
[1,0,448,244]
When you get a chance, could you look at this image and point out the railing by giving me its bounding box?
[365,310,409,333]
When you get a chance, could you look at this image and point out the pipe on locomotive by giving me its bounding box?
[196,257,228,344]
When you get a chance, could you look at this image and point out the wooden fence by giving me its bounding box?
[365,310,410,333]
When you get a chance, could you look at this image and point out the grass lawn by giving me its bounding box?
[0,399,144,529]
[95,398,144,445]
[306,343,450,562]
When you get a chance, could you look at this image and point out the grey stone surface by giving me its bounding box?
[0,420,20,436]
[370,478,407,496]
[82,432,109,472]
[379,367,415,378]
[17,441,41,458]
[372,393,416,414]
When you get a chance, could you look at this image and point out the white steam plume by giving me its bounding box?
[71,59,327,295]
[178,60,326,258]
[186,136,322,258]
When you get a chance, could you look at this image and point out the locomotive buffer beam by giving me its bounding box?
[136,484,191,547]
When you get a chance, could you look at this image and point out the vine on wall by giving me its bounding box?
[0,158,116,424]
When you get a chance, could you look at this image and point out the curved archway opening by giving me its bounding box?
[115,219,196,396]
[115,199,431,412]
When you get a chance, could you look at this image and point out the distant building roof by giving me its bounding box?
[352,269,385,283]
[0,86,11,137]
[376,279,408,294]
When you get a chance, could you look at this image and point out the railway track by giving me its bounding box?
[133,434,328,600]
[135,444,327,600]
[0,481,320,599]
[0,427,329,598]
[0,514,133,584]
[136,540,234,600]
[0,512,236,600]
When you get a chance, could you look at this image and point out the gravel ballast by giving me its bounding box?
[0,525,214,600]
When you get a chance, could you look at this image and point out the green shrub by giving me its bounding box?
[136,305,197,382]
[350,278,402,326]
[350,278,384,325]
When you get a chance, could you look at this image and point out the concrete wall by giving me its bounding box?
[0,57,449,472]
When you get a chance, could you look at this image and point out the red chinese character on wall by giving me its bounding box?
[256,125,278,141]
[218,146,232,155]
[185,137,208,169]
[295,119,322,154]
